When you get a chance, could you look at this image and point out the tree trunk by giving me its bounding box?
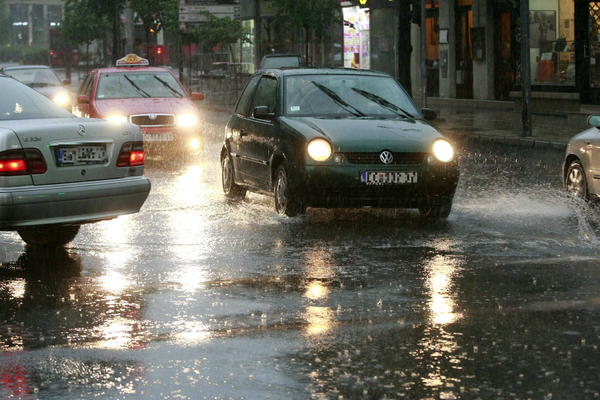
[397,3,412,95]
[112,6,121,63]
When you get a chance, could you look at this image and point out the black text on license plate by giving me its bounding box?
[360,171,418,185]
[57,145,107,165]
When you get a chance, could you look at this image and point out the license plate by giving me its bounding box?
[144,132,173,142]
[360,171,418,185]
[57,145,107,165]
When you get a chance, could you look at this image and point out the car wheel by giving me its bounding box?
[222,153,246,200]
[17,225,80,247]
[566,160,588,199]
[274,164,304,217]
[419,198,453,219]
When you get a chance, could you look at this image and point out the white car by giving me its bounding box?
[0,74,151,246]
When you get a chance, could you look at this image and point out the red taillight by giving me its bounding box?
[0,159,26,173]
[117,142,145,167]
[0,149,46,176]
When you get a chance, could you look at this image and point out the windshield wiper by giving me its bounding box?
[310,81,365,117]
[351,87,414,119]
[153,75,183,98]
[123,74,151,98]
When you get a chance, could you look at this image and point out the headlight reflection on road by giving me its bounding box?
[304,280,330,301]
[94,318,136,350]
[304,306,335,336]
[175,320,211,345]
[426,254,462,325]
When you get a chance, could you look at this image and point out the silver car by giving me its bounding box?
[0,75,151,246]
[564,115,600,199]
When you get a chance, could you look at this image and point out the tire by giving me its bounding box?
[273,164,304,217]
[221,153,246,200]
[566,160,588,199]
[17,225,80,247]
[419,198,453,219]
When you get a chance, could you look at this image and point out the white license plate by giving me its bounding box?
[360,171,418,185]
[57,145,107,165]
[144,132,173,142]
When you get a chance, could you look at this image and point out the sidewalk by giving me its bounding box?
[427,97,600,150]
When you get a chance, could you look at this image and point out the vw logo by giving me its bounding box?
[77,124,86,136]
[380,150,394,164]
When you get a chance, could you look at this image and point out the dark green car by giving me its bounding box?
[221,68,459,218]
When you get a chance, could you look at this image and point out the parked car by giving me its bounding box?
[0,65,73,111]
[564,115,600,199]
[220,68,460,218]
[0,74,151,246]
[258,54,302,70]
[75,54,204,154]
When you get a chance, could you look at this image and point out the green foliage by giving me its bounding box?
[0,0,9,45]
[0,45,48,65]
[131,0,180,34]
[61,0,110,46]
[192,12,251,50]
[270,0,340,39]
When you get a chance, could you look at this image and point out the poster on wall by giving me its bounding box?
[343,6,370,69]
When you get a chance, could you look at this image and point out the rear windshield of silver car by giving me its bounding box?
[0,77,73,120]
[284,74,420,118]
[261,56,300,69]
[97,71,186,99]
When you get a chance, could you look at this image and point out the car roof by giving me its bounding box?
[1,65,52,70]
[93,66,174,74]
[258,67,392,78]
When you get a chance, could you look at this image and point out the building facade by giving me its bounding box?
[5,0,63,47]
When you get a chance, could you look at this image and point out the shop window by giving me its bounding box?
[529,0,575,86]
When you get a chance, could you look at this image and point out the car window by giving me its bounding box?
[78,73,93,97]
[261,56,300,69]
[0,77,73,120]
[284,74,420,118]
[96,71,186,99]
[251,76,278,116]
[3,68,62,87]
[235,74,261,117]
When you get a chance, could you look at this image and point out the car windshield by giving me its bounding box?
[262,56,300,69]
[3,68,62,88]
[96,71,186,99]
[284,74,420,118]
[0,77,73,120]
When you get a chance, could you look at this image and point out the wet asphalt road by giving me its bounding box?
[1,110,600,399]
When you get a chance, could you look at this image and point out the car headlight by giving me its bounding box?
[105,115,128,124]
[177,114,198,127]
[52,93,70,106]
[307,138,332,162]
[432,139,455,162]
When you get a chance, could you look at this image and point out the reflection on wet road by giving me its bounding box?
[1,110,600,399]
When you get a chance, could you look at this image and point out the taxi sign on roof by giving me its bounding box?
[116,54,150,67]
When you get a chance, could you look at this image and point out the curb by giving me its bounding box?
[447,132,567,151]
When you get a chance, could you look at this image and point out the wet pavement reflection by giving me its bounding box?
[1,110,600,399]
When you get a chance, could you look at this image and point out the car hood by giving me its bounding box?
[279,116,446,153]
[94,97,197,117]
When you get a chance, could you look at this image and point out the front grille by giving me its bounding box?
[342,152,426,165]
[130,114,175,127]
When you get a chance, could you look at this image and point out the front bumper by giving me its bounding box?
[0,176,151,229]
[140,126,201,153]
[300,162,459,208]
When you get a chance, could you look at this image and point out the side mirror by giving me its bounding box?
[253,106,275,121]
[76,94,89,104]
[588,115,600,128]
[421,107,437,121]
[191,92,204,101]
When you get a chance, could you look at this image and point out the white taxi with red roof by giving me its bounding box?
[75,54,204,153]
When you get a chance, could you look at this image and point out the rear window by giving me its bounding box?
[261,56,301,69]
[0,77,73,120]
[3,67,62,87]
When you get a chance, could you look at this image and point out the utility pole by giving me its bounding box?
[520,0,532,137]
[420,0,427,109]
[125,0,134,54]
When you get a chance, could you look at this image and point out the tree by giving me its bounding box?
[269,0,340,65]
[131,0,179,59]
[0,0,10,45]
[62,0,110,59]
[85,0,126,63]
